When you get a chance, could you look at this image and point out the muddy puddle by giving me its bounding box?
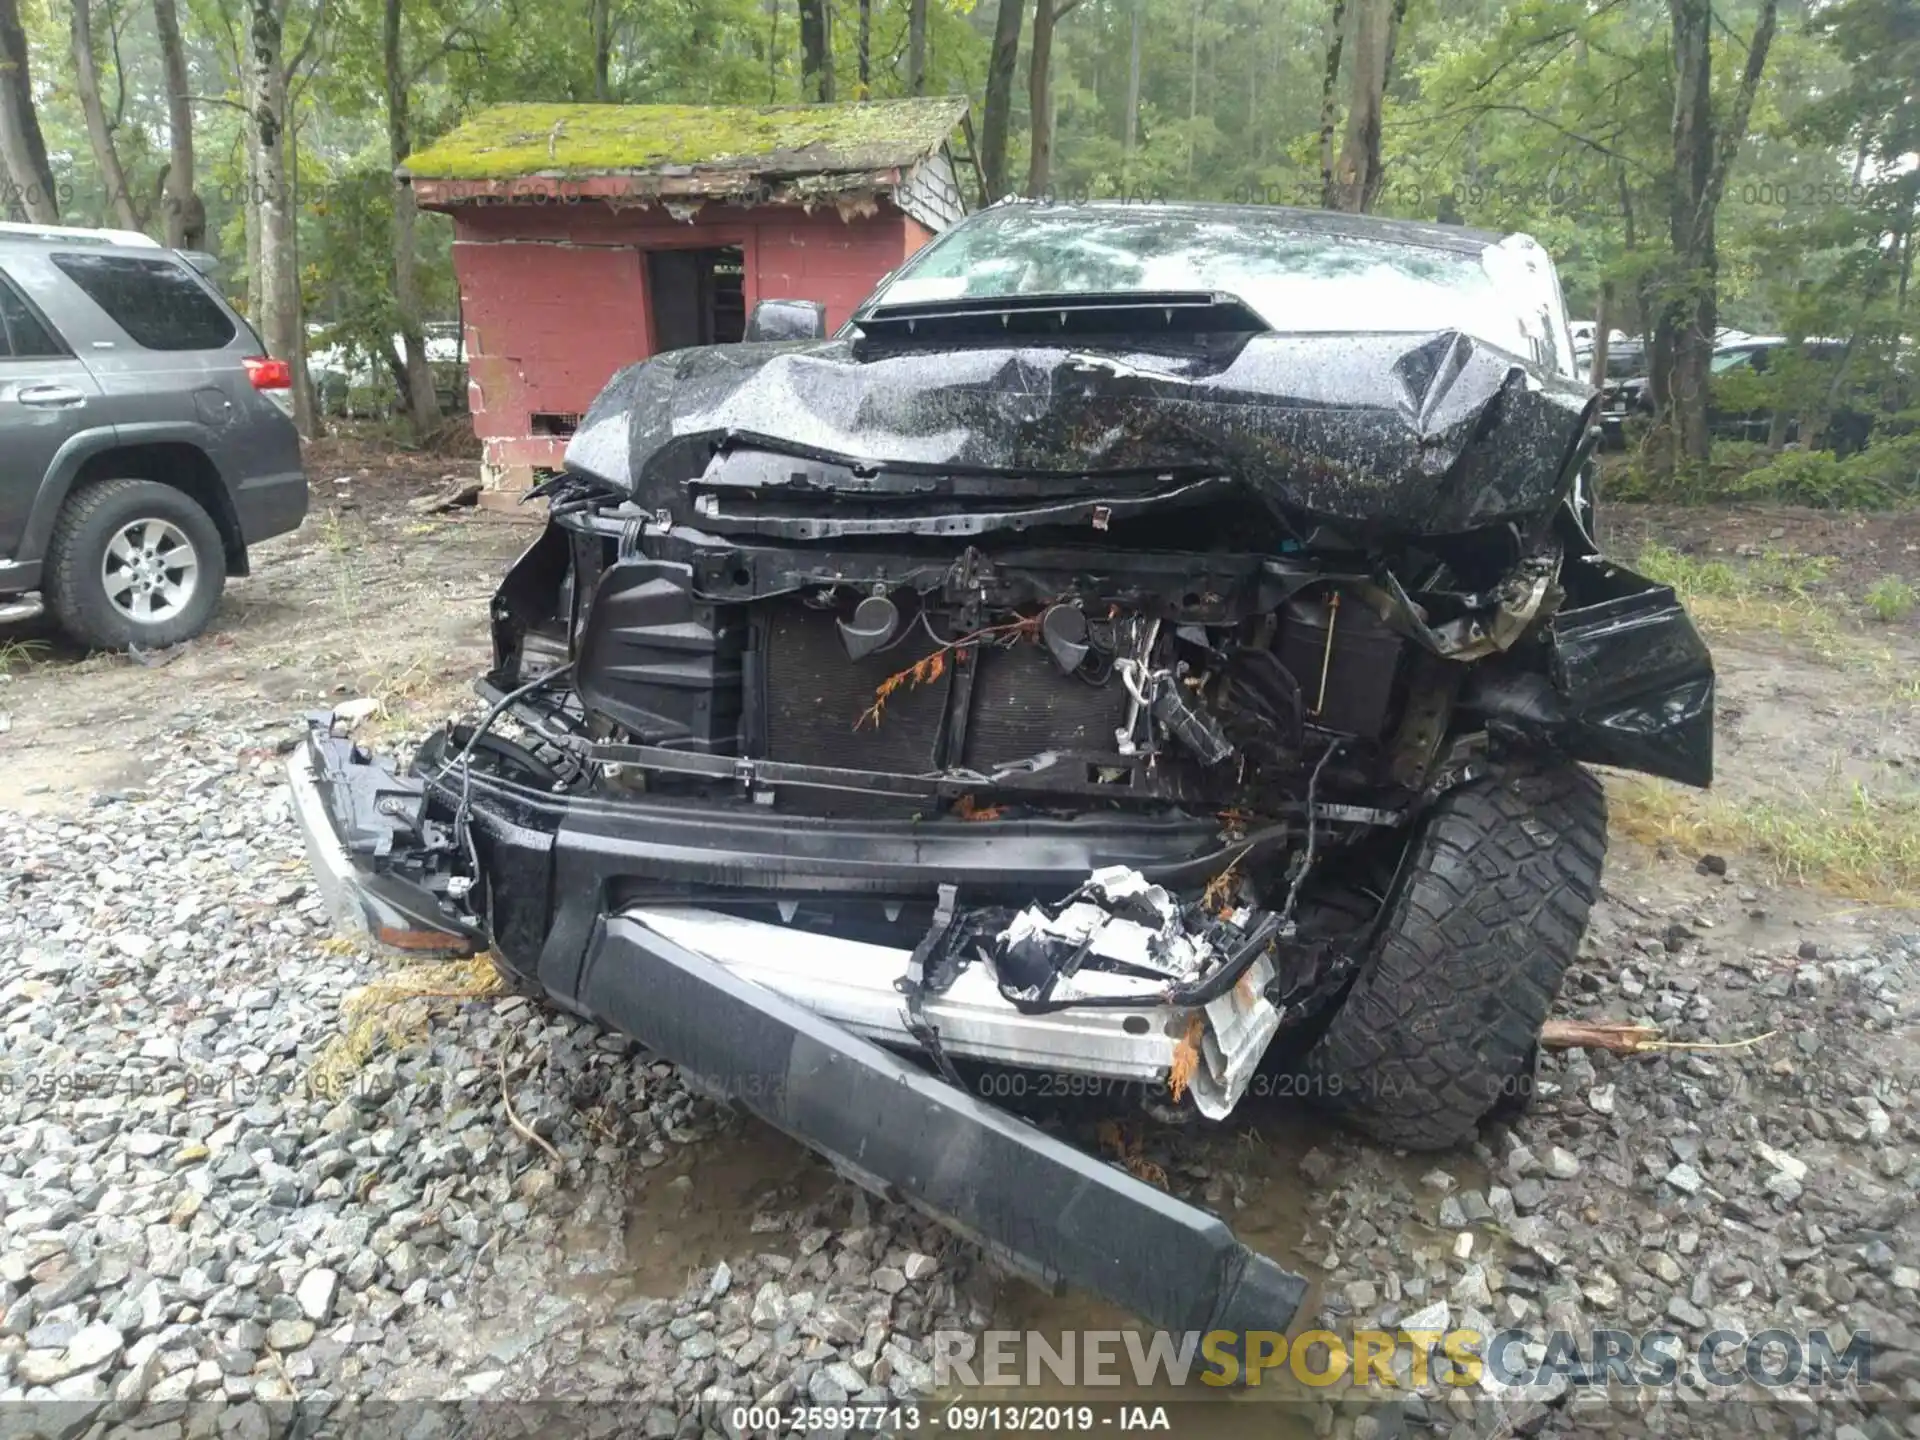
[582,1084,1482,1428]
[550,1115,839,1308]
[617,1121,839,1298]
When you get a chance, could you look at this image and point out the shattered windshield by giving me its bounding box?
[867,206,1538,356]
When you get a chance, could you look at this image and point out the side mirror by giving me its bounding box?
[744,298,827,343]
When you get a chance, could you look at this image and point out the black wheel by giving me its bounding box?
[45,479,225,651]
[1298,758,1607,1150]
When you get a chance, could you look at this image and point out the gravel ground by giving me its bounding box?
[0,731,993,1430]
[3,479,1919,1438]
[5,726,1917,1439]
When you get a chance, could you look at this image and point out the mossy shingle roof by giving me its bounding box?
[403,98,969,183]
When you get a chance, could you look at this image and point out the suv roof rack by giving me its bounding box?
[0,221,162,249]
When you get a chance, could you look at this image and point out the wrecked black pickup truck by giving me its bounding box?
[289,202,1711,1340]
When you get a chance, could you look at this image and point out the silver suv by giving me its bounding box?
[0,222,308,649]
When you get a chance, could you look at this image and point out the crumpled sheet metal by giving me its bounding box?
[1189,954,1283,1121]
[994,865,1207,1002]
[565,328,1595,542]
[989,865,1283,1118]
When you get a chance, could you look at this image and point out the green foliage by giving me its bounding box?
[1864,576,1917,624]
[1708,367,1771,419]
[1731,448,1852,506]
[1634,543,1742,599]
[15,0,1915,478]
[1605,442,1770,505]
[305,162,414,373]
[1634,542,1832,604]
[1613,426,1920,512]
[1734,432,1920,510]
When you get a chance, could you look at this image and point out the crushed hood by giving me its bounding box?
[565,329,1597,540]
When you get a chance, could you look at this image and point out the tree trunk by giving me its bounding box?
[152,0,204,246]
[1330,0,1389,211]
[906,0,925,94]
[798,0,831,101]
[592,0,611,100]
[71,0,141,229]
[1650,0,1713,470]
[244,140,261,320]
[979,0,1023,198]
[1026,0,1058,197]
[1317,0,1346,208]
[1764,328,1801,451]
[1589,282,1612,390]
[766,0,779,103]
[379,341,409,413]
[286,113,315,438]
[1381,0,1409,102]
[1185,0,1200,185]
[386,0,440,438]
[0,0,58,220]
[1897,202,1915,323]
[1246,13,1257,138]
[856,0,870,97]
[1616,164,1650,340]
[1649,0,1777,475]
[245,0,296,375]
[1122,0,1141,160]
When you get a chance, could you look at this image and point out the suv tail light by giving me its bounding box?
[244,355,295,417]
[244,356,292,389]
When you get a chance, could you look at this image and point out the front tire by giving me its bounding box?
[46,479,226,651]
[1300,759,1607,1150]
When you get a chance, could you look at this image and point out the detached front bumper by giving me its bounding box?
[287,740,483,953]
[284,727,1311,1340]
[577,909,1307,1336]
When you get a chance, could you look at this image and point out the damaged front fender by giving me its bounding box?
[1464,557,1714,787]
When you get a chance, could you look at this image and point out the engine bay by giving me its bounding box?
[490,498,1620,828]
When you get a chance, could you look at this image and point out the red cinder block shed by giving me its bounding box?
[402,98,972,496]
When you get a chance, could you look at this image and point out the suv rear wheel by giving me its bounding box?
[46,479,226,650]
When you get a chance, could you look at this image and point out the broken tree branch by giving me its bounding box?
[1541,1019,1778,1055]
[499,1054,563,1166]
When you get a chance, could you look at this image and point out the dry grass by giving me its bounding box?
[308,506,478,739]
[1167,1014,1204,1104]
[1634,542,1848,649]
[0,637,50,677]
[308,953,506,1097]
[1633,543,1920,702]
[1094,1119,1168,1189]
[1609,774,1920,905]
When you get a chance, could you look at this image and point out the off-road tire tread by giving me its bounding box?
[1301,759,1607,1150]
[45,478,224,651]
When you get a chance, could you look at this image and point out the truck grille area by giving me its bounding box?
[763,605,947,774]
[564,540,1426,814]
[762,604,1133,779]
[963,643,1130,770]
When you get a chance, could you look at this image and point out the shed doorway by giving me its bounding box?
[646,246,746,352]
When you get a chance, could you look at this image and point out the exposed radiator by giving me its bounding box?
[763,605,948,775]
[962,642,1129,770]
[760,604,1130,781]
